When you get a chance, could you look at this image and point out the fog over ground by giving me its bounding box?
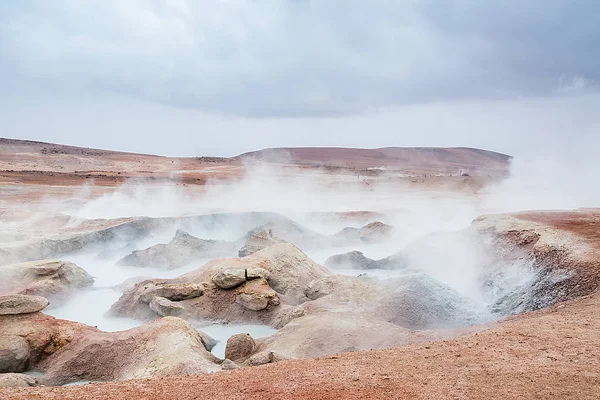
[1,1,599,371]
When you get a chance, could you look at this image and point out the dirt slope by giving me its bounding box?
[1,139,510,181]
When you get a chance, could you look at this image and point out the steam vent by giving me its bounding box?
[2,3,599,398]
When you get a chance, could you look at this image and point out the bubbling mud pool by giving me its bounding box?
[43,245,412,360]
[43,252,281,359]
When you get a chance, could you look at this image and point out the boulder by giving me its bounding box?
[224,333,256,361]
[249,244,329,304]
[0,294,49,315]
[117,230,236,269]
[235,293,269,311]
[139,282,205,303]
[247,352,272,366]
[0,335,30,373]
[0,260,94,300]
[198,331,218,352]
[304,276,344,300]
[238,228,286,257]
[235,278,280,311]
[149,297,184,317]
[0,373,39,388]
[0,313,221,386]
[212,269,246,289]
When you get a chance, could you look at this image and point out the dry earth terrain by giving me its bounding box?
[1,139,599,399]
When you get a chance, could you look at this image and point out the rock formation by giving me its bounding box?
[118,230,236,269]
[225,333,256,361]
[252,313,440,361]
[109,243,329,325]
[0,373,39,388]
[0,260,94,300]
[0,294,49,315]
[0,312,220,385]
[333,221,394,243]
[303,273,490,330]
[238,227,286,257]
[324,250,409,270]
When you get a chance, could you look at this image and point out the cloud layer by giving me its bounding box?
[1,0,598,116]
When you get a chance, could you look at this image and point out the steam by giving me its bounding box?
[3,135,600,357]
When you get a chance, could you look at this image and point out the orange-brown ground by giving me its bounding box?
[2,139,599,399]
[3,289,599,399]
[1,212,599,399]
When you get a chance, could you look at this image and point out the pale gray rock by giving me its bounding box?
[0,294,49,315]
[0,335,30,373]
[149,297,184,317]
[212,269,246,289]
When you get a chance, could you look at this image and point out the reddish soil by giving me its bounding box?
[2,140,598,399]
[515,209,600,245]
[2,210,600,399]
[3,290,599,399]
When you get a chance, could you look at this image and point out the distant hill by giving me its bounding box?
[0,138,510,177]
[237,147,511,174]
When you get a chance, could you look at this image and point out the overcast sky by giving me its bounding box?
[1,0,599,156]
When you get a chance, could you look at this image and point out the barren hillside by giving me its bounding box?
[238,146,511,174]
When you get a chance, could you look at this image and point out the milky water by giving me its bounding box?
[44,252,280,358]
[34,195,514,365]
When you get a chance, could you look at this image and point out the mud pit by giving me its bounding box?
[1,141,599,398]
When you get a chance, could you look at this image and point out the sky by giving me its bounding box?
[0,0,599,157]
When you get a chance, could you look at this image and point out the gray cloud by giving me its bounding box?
[1,0,598,117]
[2,91,599,157]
